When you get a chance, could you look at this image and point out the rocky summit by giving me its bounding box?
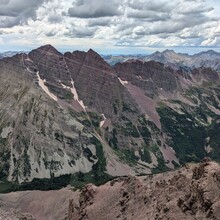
[66,160,220,220]
[0,45,220,188]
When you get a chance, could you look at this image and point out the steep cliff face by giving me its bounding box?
[115,60,178,94]
[0,45,220,185]
[0,53,100,183]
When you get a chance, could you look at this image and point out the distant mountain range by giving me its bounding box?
[2,49,220,71]
[103,49,220,71]
[0,51,28,59]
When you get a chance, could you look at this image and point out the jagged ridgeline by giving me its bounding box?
[0,44,220,189]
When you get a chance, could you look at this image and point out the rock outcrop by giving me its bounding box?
[115,60,178,97]
[67,161,220,220]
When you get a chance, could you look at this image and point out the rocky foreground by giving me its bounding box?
[0,160,220,220]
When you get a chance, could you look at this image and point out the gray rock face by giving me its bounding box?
[1,45,220,185]
[0,52,97,183]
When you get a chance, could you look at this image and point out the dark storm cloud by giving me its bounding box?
[126,0,213,20]
[0,0,46,17]
[87,18,111,27]
[47,14,63,24]
[68,0,122,18]
[0,16,21,28]
[117,0,212,37]
[45,30,57,37]
[127,10,171,21]
[0,0,47,28]
[111,0,215,47]
[127,0,173,13]
[0,0,9,5]
[64,26,97,38]
[131,13,210,36]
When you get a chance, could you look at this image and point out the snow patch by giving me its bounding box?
[207,117,212,124]
[1,126,13,139]
[26,67,33,73]
[36,72,58,101]
[118,77,128,86]
[71,81,87,111]
[60,80,87,111]
[100,114,106,128]
[25,57,33,62]
[205,145,213,153]
[60,81,69,89]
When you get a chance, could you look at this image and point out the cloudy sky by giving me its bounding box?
[0,0,220,54]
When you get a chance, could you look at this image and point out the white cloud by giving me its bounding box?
[0,0,220,52]
[201,37,218,46]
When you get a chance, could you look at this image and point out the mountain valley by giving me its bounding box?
[0,45,220,187]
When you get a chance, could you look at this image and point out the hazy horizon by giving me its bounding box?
[1,45,220,56]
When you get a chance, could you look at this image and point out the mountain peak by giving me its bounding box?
[33,44,62,56]
[203,49,217,54]
[87,48,99,56]
[82,48,113,72]
[86,48,104,62]
[196,49,219,56]
[163,49,175,54]
[40,44,56,50]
